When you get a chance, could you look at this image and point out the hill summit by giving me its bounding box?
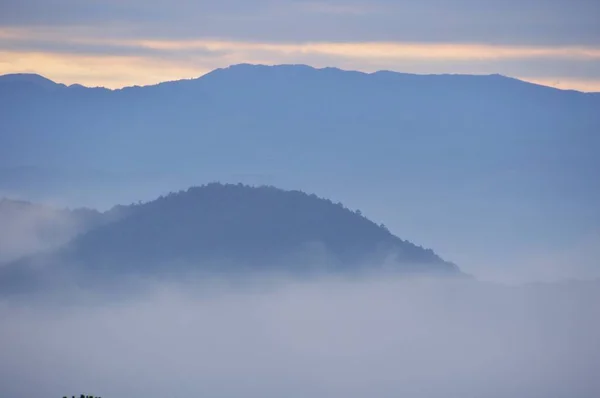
[0,184,460,292]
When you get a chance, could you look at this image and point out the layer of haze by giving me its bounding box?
[0,199,95,263]
[1,190,598,397]
[1,183,598,284]
[1,274,599,398]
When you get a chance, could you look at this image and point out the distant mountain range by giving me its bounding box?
[1,64,598,277]
[0,184,460,294]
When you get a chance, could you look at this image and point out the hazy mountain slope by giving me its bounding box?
[0,184,459,293]
[1,64,598,279]
[0,198,103,263]
[2,65,597,177]
[0,166,184,209]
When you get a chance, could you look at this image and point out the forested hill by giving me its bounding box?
[0,184,460,292]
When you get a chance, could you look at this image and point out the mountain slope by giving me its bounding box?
[0,184,460,293]
[0,73,62,89]
[2,64,597,173]
[1,64,598,277]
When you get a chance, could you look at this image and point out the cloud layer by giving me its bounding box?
[2,0,599,45]
[1,0,599,89]
[1,276,599,398]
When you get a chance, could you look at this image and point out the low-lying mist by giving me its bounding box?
[1,272,598,398]
[0,199,81,264]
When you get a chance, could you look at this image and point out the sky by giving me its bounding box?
[0,0,599,90]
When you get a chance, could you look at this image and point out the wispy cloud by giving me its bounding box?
[4,28,600,60]
[125,39,600,61]
[1,27,600,90]
[2,0,599,46]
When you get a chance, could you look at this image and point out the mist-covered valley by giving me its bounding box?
[1,49,599,398]
[1,182,599,397]
[3,0,600,393]
[1,272,599,398]
[2,64,599,283]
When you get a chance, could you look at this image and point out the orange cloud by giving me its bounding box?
[125,39,600,61]
[0,51,210,88]
[520,77,600,93]
[1,27,599,91]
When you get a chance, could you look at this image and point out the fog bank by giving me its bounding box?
[1,276,598,398]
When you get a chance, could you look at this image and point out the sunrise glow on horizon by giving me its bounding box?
[1,1,598,91]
